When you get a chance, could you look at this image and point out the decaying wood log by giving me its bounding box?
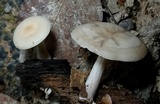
[15,59,74,103]
[15,59,71,84]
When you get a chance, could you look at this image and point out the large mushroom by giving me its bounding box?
[13,16,51,63]
[71,22,148,101]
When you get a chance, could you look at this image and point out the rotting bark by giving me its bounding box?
[15,59,71,86]
[15,59,74,103]
[15,59,71,81]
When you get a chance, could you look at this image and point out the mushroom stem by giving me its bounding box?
[18,41,50,63]
[85,56,107,101]
[18,50,28,63]
[36,41,50,59]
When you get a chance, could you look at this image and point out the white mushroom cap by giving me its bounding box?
[71,22,147,62]
[13,16,51,50]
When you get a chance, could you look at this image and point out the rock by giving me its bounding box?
[124,0,135,7]
[107,0,120,13]
[0,93,19,104]
[130,30,139,36]
[135,0,160,30]
[113,9,129,22]
[118,18,135,31]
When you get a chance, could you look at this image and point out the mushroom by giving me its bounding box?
[40,87,52,99]
[71,22,148,101]
[13,16,51,63]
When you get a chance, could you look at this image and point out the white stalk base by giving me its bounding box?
[18,50,27,63]
[85,56,106,101]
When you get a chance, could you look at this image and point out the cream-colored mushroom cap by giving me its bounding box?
[13,16,51,50]
[71,22,147,61]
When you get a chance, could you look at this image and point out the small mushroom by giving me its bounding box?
[40,87,52,99]
[13,16,51,63]
[71,22,148,101]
